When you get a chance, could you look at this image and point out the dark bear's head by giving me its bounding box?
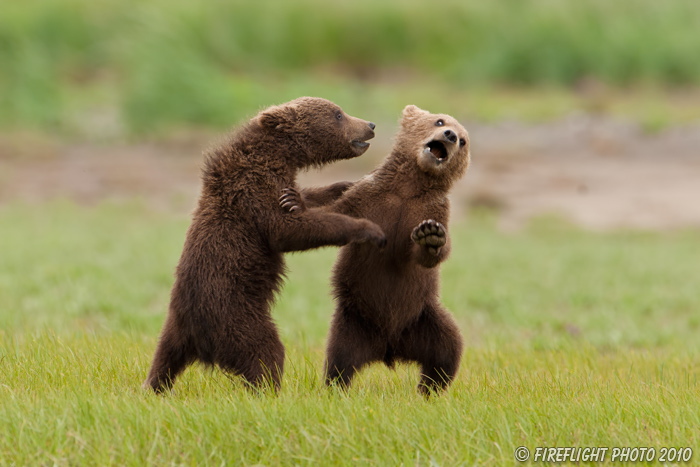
[397,105,470,180]
[257,97,375,167]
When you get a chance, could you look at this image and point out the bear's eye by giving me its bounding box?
[335,111,343,121]
[459,138,466,147]
[435,119,444,126]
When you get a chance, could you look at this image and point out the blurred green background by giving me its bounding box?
[2,0,700,136]
[2,3,700,464]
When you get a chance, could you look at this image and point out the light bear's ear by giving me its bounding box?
[401,104,427,122]
[259,104,298,130]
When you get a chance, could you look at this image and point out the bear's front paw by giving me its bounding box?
[411,219,446,255]
[279,187,306,213]
[358,220,387,249]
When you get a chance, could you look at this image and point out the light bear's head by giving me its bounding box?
[397,105,470,180]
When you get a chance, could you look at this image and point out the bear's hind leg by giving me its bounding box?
[325,306,385,390]
[241,341,285,393]
[217,321,285,393]
[143,319,195,393]
[394,303,463,396]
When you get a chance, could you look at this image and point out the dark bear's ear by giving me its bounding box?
[401,105,426,122]
[259,104,298,130]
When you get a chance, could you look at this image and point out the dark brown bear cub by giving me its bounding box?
[143,97,385,393]
[283,105,470,395]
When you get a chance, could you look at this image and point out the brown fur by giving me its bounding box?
[284,105,470,395]
[143,97,385,393]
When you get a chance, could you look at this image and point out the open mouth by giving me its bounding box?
[350,139,371,156]
[425,140,448,163]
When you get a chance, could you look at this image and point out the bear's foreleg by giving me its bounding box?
[301,182,355,208]
[270,209,386,252]
[279,182,353,212]
[394,303,463,396]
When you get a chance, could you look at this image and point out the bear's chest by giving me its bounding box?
[372,194,433,234]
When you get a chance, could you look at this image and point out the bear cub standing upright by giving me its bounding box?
[143,97,386,393]
[282,105,470,394]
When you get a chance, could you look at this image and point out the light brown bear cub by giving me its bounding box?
[282,105,470,394]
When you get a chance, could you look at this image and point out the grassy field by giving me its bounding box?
[1,201,699,465]
[3,0,700,134]
[3,1,699,464]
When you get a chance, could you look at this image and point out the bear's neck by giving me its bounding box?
[213,126,304,171]
[375,149,455,197]
[201,126,304,199]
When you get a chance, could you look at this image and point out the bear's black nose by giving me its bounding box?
[444,129,457,143]
[368,122,376,130]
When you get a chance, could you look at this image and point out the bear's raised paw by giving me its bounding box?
[279,187,306,213]
[411,219,446,254]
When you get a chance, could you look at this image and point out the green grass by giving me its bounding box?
[2,0,700,134]
[1,202,699,465]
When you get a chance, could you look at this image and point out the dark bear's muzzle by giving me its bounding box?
[349,119,376,155]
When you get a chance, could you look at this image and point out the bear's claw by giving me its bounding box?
[411,219,446,253]
[279,187,306,213]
